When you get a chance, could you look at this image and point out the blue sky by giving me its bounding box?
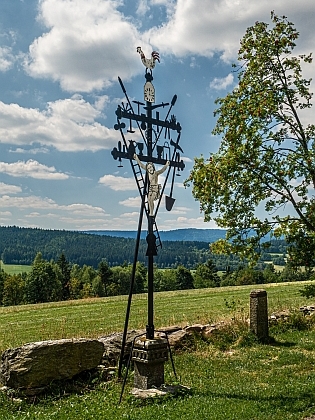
[0,0,314,231]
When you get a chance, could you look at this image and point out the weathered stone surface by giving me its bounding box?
[185,324,207,333]
[131,384,191,399]
[98,329,145,366]
[0,338,104,389]
[132,338,168,389]
[250,289,269,341]
[166,329,191,348]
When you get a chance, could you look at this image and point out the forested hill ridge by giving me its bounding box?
[0,226,218,268]
[85,228,227,242]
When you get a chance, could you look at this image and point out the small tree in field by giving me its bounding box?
[186,12,315,265]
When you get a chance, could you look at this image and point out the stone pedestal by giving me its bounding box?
[132,338,168,389]
[250,289,269,342]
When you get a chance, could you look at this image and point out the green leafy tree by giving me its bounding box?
[25,253,62,303]
[98,260,112,296]
[186,12,315,264]
[2,273,26,306]
[92,276,105,297]
[194,259,220,288]
[262,264,279,283]
[156,269,178,291]
[57,253,71,300]
[175,265,194,290]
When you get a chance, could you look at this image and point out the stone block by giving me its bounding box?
[0,338,104,390]
[132,338,168,389]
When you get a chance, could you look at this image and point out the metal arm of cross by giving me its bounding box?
[115,105,182,133]
[111,146,185,170]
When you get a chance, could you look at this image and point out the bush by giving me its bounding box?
[270,311,315,333]
[299,283,315,299]
[205,320,256,351]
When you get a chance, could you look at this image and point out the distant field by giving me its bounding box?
[0,261,32,275]
[0,281,311,353]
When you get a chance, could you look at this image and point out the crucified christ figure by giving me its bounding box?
[134,154,170,216]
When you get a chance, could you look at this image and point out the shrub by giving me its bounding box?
[299,283,315,299]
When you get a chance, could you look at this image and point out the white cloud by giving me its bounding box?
[146,0,315,64]
[98,174,136,191]
[0,46,14,71]
[0,194,108,216]
[9,146,50,154]
[119,211,140,218]
[0,182,22,194]
[159,216,218,230]
[0,96,119,152]
[0,159,69,180]
[210,73,234,90]
[15,201,110,230]
[137,0,150,16]
[119,196,141,208]
[24,0,144,92]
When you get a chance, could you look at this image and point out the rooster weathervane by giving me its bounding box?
[137,46,160,72]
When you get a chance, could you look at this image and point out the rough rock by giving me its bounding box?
[0,338,104,390]
[131,384,191,399]
[98,329,145,366]
[166,329,191,348]
[185,324,207,333]
[300,306,315,316]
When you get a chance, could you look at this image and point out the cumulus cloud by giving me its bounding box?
[0,182,22,194]
[98,174,136,191]
[210,73,234,90]
[0,194,108,214]
[24,0,145,92]
[146,0,315,63]
[119,196,141,208]
[0,194,110,229]
[0,96,119,152]
[0,159,69,180]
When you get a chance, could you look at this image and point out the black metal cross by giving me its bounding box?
[112,69,184,377]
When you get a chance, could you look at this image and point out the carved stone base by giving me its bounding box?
[132,338,168,389]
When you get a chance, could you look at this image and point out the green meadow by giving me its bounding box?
[1,282,315,419]
[0,261,32,275]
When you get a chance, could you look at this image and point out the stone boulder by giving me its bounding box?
[0,338,104,390]
[98,330,145,366]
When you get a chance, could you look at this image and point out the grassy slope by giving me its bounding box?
[1,282,315,420]
[0,282,309,352]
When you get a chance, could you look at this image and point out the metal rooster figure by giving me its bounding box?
[137,46,160,71]
[112,47,185,384]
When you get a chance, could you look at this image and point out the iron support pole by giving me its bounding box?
[146,99,155,340]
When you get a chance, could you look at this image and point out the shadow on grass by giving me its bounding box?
[201,390,315,415]
[257,335,296,348]
[266,336,297,348]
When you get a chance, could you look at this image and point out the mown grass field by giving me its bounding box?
[1,282,315,419]
[0,261,31,275]
[0,281,309,352]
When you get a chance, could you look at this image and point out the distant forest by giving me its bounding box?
[0,226,287,270]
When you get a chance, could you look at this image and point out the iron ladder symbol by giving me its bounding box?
[131,159,162,249]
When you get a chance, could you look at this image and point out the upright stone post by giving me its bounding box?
[250,289,269,342]
[132,337,168,389]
